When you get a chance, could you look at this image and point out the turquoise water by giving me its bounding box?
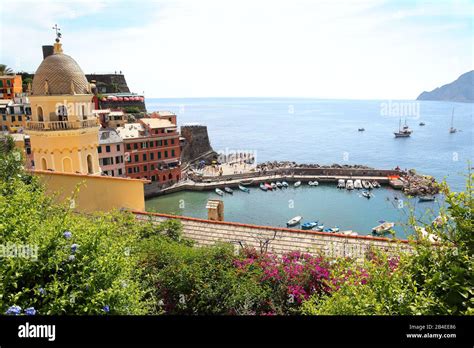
[145,98,473,236]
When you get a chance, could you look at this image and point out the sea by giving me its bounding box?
[144,98,473,238]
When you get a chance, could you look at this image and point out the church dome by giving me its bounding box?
[32,51,90,95]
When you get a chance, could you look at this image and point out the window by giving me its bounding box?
[151,176,156,182]
[149,141,154,148]
[98,146,102,153]
[134,154,139,162]
[157,152,161,159]
[11,116,15,122]
[164,140,168,146]
[134,143,138,150]
[171,149,175,157]
[87,155,93,174]
[126,143,131,150]
[150,153,154,160]
[142,142,147,149]
[164,151,168,158]
[2,115,6,121]
[116,156,123,164]
[116,144,121,151]
[128,168,132,174]
[143,154,147,161]
[18,115,22,122]
[156,140,162,146]
[118,168,123,176]
[171,139,175,145]
[143,165,148,172]
[151,164,155,170]
[106,145,111,153]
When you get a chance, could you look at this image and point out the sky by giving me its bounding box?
[0,0,472,99]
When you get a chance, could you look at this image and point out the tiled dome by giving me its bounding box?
[32,53,90,95]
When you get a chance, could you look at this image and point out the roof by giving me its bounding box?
[98,128,123,144]
[10,133,30,141]
[31,52,90,95]
[140,118,176,129]
[150,111,176,117]
[116,123,143,139]
[0,99,12,106]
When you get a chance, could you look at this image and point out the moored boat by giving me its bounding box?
[419,122,425,126]
[282,181,289,187]
[276,181,282,188]
[419,195,435,202]
[337,179,345,188]
[329,226,340,233]
[346,180,354,190]
[315,224,324,231]
[224,187,233,194]
[294,181,301,187]
[301,221,318,230]
[354,179,362,189]
[371,181,380,188]
[259,183,268,191]
[287,216,303,226]
[372,221,395,234]
[238,184,250,193]
[264,183,273,190]
[271,182,277,189]
[362,180,371,189]
[362,190,371,199]
[215,188,224,196]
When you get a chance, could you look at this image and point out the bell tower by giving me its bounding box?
[27,28,100,174]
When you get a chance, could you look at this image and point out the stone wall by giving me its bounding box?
[180,125,216,164]
[133,211,412,259]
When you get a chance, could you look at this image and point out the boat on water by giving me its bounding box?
[259,183,268,191]
[276,181,282,188]
[449,107,457,133]
[419,195,435,202]
[328,226,340,233]
[342,230,358,236]
[337,179,345,188]
[270,182,277,189]
[358,128,365,132]
[372,221,395,234]
[239,179,254,186]
[354,179,362,189]
[315,224,324,231]
[294,181,301,187]
[394,117,412,138]
[419,122,425,126]
[301,221,318,230]
[282,181,289,187]
[224,187,233,194]
[287,216,303,226]
[308,180,319,186]
[362,180,372,189]
[264,183,273,190]
[362,190,371,199]
[215,188,225,196]
[346,180,354,190]
[371,181,381,188]
[238,184,250,193]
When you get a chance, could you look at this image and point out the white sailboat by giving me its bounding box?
[449,108,457,134]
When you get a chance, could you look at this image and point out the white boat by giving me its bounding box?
[371,181,380,188]
[282,181,289,187]
[224,187,233,194]
[215,188,224,196]
[372,222,395,234]
[346,180,354,190]
[271,182,277,189]
[310,180,319,186]
[276,181,282,188]
[362,180,371,189]
[419,195,435,202]
[294,181,301,187]
[394,117,412,138]
[315,224,324,231]
[259,183,268,191]
[354,179,362,189]
[238,184,250,193]
[287,216,302,226]
[337,179,345,188]
[362,190,371,199]
[329,226,340,233]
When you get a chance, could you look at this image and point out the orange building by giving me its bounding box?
[0,75,23,99]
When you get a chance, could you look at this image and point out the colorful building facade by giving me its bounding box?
[0,75,23,99]
[98,128,125,177]
[0,95,31,132]
[117,112,181,184]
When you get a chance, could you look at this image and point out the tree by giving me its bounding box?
[0,64,14,75]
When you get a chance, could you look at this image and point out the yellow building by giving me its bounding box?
[26,37,100,174]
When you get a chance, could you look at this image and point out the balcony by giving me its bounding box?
[26,119,99,131]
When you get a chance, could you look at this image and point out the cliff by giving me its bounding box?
[417,70,474,103]
[180,125,217,165]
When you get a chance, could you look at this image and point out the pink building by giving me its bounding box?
[98,128,125,177]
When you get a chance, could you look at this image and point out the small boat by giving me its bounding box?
[276,181,282,188]
[372,221,395,234]
[315,224,324,231]
[419,195,435,202]
[215,188,224,196]
[323,228,332,233]
[354,179,362,189]
[419,122,425,126]
[362,180,371,189]
[449,107,457,133]
[301,221,318,230]
[224,187,233,194]
[259,183,268,191]
[270,182,277,189]
[239,179,254,186]
[238,184,250,193]
[308,180,319,186]
[294,181,301,187]
[362,190,371,199]
[358,128,365,132]
[394,118,412,138]
[337,179,345,188]
[329,226,340,233]
[346,180,354,190]
[287,216,303,226]
[264,183,273,190]
[371,181,380,188]
[282,181,289,187]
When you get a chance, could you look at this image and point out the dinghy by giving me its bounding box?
[419,195,435,202]
[276,182,282,188]
[282,181,289,187]
[372,221,395,234]
[371,181,380,188]
[301,221,318,230]
[346,180,354,190]
[264,183,273,190]
[329,226,340,233]
[238,184,250,193]
[354,179,362,189]
[337,179,345,188]
[215,188,224,196]
[224,187,233,194]
[287,216,302,226]
[271,182,277,189]
[362,180,371,189]
[294,181,301,187]
[259,183,268,191]
[362,191,371,199]
[308,180,319,186]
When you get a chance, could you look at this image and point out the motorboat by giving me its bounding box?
[371,181,381,188]
[287,216,303,226]
[337,179,345,188]
[276,181,282,188]
[294,181,301,187]
[315,224,324,231]
[372,221,395,234]
[419,122,425,126]
[362,180,372,189]
[224,187,233,194]
[238,184,250,193]
[394,117,412,138]
[215,188,224,196]
[354,179,362,189]
[308,180,319,186]
[271,182,277,189]
[282,181,289,187]
[346,180,354,190]
[264,183,273,190]
[301,221,318,230]
[419,195,435,202]
[362,191,371,199]
[358,128,365,132]
[328,226,340,233]
[259,183,268,191]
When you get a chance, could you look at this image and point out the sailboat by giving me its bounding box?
[394,117,411,138]
[449,108,457,134]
